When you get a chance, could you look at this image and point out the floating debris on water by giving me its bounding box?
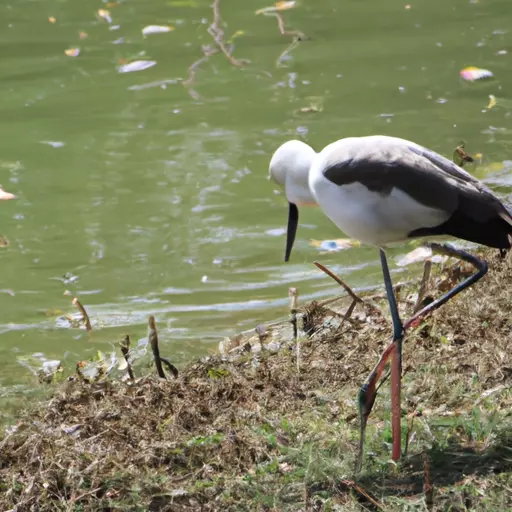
[142,25,174,36]
[255,1,296,15]
[460,66,494,81]
[64,48,80,57]
[309,238,360,253]
[97,9,112,24]
[117,60,157,73]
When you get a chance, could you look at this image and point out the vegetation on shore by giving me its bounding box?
[1,248,511,511]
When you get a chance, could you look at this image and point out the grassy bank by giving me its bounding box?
[1,248,511,511]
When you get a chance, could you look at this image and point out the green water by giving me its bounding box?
[1,0,511,413]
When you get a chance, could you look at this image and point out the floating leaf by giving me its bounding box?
[487,94,497,109]
[48,16,56,24]
[142,25,174,36]
[118,60,157,73]
[97,9,112,23]
[460,66,494,81]
[64,48,80,57]
[256,1,296,15]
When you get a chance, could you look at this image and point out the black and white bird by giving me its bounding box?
[268,135,512,469]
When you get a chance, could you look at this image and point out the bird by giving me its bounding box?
[268,134,512,470]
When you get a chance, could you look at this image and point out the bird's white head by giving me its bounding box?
[268,140,317,206]
[268,140,318,262]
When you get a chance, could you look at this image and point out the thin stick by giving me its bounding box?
[289,287,299,340]
[289,287,301,373]
[423,452,434,510]
[313,261,364,304]
[274,12,305,38]
[413,259,432,313]
[338,480,384,510]
[160,357,178,379]
[276,36,301,67]
[148,316,166,379]
[404,411,417,458]
[119,335,135,381]
[208,0,246,67]
[72,297,92,332]
[404,243,488,330]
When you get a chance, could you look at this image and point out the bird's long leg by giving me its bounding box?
[356,243,488,472]
[357,249,404,472]
[403,243,488,330]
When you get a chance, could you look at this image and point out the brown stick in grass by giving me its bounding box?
[119,335,135,381]
[289,287,299,341]
[413,259,432,313]
[148,316,166,379]
[72,297,92,332]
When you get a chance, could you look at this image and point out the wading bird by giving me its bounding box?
[268,135,512,470]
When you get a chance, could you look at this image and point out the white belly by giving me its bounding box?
[309,174,450,246]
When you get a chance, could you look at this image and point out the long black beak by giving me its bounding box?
[285,202,299,262]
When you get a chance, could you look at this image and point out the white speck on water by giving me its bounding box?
[266,228,286,237]
[40,141,65,148]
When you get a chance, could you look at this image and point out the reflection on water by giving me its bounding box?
[0,0,511,414]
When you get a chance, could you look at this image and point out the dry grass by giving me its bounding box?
[1,249,511,511]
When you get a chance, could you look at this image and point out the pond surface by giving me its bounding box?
[1,0,511,417]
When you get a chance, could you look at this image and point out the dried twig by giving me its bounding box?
[289,287,299,341]
[148,316,166,379]
[413,259,432,313]
[182,45,218,99]
[313,261,364,305]
[119,335,135,382]
[289,287,301,372]
[423,452,434,510]
[274,12,304,38]
[338,479,384,510]
[72,297,92,332]
[404,410,419,458]
[453,142,474,168]
[276,35,301,67]
[183,0,246,99]
[160,357,179,379]
[208,0,246,67]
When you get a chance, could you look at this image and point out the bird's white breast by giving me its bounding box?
[308,166,450,246]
